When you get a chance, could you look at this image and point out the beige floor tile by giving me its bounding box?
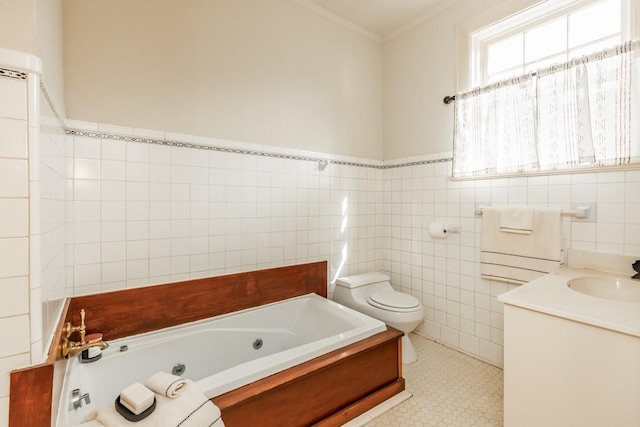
[366,334,503,426]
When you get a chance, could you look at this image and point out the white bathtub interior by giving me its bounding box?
[56,293,386,426]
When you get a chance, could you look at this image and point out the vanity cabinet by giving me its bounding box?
[503,304,640,427]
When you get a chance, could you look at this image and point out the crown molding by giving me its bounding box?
[383,0,459,43]
[289,0,382,43]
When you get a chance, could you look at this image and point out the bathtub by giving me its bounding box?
[56,293,386,426]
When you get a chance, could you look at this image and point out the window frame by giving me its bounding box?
[455,0,639,93]
[474,0,628,86]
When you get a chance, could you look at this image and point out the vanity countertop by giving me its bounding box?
[498,267,640,338]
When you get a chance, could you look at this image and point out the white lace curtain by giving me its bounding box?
[453,40,640,178]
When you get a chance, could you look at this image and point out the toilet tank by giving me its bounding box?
[335,272,390,288]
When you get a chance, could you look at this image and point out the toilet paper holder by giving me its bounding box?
[428,222,460,239]
[444,225,460,233]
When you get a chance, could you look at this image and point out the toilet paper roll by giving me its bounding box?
[429,222,447,239]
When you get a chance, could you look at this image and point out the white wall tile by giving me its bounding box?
[0,199,28,238]
[127,259,149,280]
[74,158,101,179]
[0,352,30,397]
[102,181,126,201]
[0,78,27,120]
[74,179,100,200]
[596,223,624,244]
[0,277,29,317]
[127,162,149,181]
[0,396,7,427]
[597,183,625,203]
[127,182,149,201]
[57,127,640,370]
[102,140,126,160]
[102,261,126,283]
[74,243,101,265]
[0,315,30,358]
[74,264,102,287]
[0,159,28,197]
[0,238,28,278]
[74,201,100,222]
[479,340,503,365]
[102,160,126,181]
[101,201,125,221]
[126,142,149,162]
[0,118,27,158]
[102,241,126,263]
[459,332,480,355]
[74,137,101,159]
[149,145,171,164]
[100,222,125,242]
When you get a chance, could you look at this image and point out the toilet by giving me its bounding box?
[333,272,424,364]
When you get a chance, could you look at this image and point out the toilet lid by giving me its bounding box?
[367,291,421,312]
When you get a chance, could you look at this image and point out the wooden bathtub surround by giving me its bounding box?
[8,261,406,426]
[213,327,405,427]
[8,364,54,427]
[66,261,327,342]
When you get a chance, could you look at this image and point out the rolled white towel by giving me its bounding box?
[144,372,187,398]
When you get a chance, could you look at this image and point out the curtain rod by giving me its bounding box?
[443,71,539,105]
[443,40,638,105]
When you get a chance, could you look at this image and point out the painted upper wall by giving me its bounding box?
[0,0,65,109]
[383,0,506,159]
[37,0,65,110]
[0,1,37,56]
[383,0,574,159]
[63,0,383,160]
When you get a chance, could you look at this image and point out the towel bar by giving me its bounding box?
[475,205,590,219]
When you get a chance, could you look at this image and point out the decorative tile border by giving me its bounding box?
[0,67,27,81]
[39,80,66,128]
[65,128,452,170]
[36,75,451,170]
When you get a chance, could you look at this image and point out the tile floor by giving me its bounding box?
[365,334,504,426]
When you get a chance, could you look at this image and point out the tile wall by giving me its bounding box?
[0,74,31,424]
[66,123,383,298]
[380,160,640,365]
[53,120,640,371]
[39,83,68,355]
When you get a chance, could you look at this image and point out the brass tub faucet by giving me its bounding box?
[61,309,109,359]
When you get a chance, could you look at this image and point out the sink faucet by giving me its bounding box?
[632,260,640,280]
[61,309,109,359]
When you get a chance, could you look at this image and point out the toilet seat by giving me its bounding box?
[367,291,421,313]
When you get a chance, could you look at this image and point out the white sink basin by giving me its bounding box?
[567,276,640,304]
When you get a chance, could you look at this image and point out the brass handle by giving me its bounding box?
[79,309,86,344]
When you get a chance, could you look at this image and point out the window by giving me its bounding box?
[473,0,628,85]
[452,0,640,178]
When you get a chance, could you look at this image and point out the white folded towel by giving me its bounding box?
[144,372,187,398]
[84,380,225,427]
[481,207,562,284]
[499,206,533,234]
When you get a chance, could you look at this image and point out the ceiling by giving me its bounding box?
[306,0,447,37]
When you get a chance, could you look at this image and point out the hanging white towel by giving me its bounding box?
[499,207,534,234]
[481,207,562,284]
[84,380,225,427]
